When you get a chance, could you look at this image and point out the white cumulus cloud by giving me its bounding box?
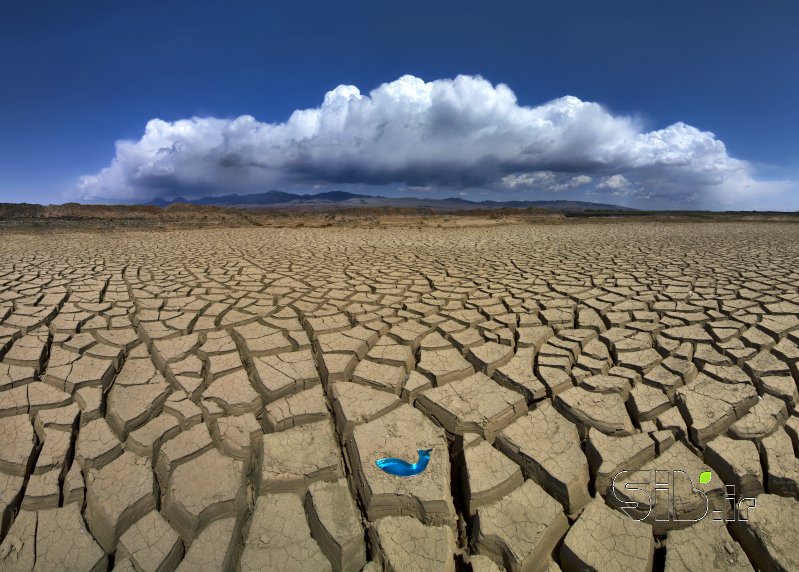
[77,74,794,208]
[499,172,593,192]
[597,174,631,190]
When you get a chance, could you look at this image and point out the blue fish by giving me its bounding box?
[375,448,433,477]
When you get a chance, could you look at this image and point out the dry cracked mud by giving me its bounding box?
[0,221,798,571]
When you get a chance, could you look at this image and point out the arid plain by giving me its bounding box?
[1,221,798,571]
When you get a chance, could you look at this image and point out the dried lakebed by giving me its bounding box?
[0,222,798,571]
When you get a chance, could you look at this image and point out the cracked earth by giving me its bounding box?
[0,222,798,571]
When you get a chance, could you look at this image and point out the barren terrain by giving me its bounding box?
[1,222,798,571]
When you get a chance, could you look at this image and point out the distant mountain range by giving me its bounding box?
[147,190,636,212]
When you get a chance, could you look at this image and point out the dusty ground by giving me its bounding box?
[0,222,798,571]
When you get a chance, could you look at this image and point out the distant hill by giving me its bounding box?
[148,190,382,207]
[2,201,796,231]
[147,190,636,212]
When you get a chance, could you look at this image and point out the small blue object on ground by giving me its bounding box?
[375,448,432,477]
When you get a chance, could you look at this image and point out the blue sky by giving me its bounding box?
[1,0,797,209]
